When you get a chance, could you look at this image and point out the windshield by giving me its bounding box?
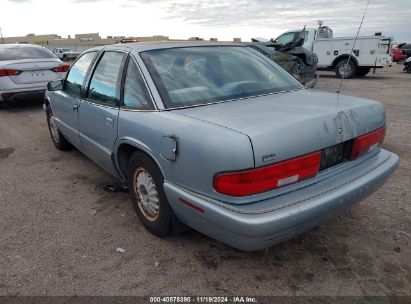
[275,31,309,45]
[61,49,72,52]
[141,46,302,108]
[0,46,56,61]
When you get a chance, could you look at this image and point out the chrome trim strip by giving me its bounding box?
[80,99,118,109]
[54,116,78,134]
[81,134,112,156]
[119,108,158,112]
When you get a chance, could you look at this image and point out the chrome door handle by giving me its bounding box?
[73,104,79,111]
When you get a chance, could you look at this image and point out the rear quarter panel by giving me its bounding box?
[116,110,255,199]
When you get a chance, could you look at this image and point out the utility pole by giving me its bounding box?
[0,27,4,44]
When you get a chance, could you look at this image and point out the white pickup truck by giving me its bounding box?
[52,48,80,61]
[273,25,392,78]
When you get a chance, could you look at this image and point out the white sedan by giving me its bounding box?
[0,44,69,108]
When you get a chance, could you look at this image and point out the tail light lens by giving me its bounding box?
[214,151,321,196]
[0,69,22,77]
[52,65,70,73]
[349,126,386,160]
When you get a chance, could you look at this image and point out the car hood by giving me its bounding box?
[173,89,385,167]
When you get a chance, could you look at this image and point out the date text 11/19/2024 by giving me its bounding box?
[149,296,258,303]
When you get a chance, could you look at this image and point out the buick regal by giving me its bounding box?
[44,42,398,251]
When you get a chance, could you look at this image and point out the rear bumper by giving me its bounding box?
[164,149,398,251]
[0,89,45,102]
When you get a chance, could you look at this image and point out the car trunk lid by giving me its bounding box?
[174,89,385,167]
[0,58,63,84]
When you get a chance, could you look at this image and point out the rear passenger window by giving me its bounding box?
[88,51,126,105]
[65,52,96,96]
[123,58,154,110]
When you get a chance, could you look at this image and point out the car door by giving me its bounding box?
[51,51,97,147]
[78,50,127,176]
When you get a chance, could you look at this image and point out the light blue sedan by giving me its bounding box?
[45,42,398,251]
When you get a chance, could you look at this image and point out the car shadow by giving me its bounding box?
[318,72,401,80]
[1,97,44,112]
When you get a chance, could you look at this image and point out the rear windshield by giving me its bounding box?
[0,46,56,61]
[141,46,302,109]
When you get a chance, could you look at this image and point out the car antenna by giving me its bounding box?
[0,26,4,44]
[336,0,372,93]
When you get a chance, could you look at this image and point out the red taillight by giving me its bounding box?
[349,127,386,160]
[52,65,70,73]
[214,151,321,196]
[0,69,21,77]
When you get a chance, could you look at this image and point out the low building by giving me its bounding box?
[2,33,171,52]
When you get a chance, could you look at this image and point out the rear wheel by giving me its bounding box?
[356,67,372,77]
[127,151,173,237]
[46,105,72,150]
[334,59,357,78]
[62,55,67,61]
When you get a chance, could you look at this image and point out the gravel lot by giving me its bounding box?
[0,64,410,297]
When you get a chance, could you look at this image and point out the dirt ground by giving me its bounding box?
[0,64,410,297]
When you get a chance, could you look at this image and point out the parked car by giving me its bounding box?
[0,44,69,108]
[45,42,398,251]
[119,38,139,43]
[391,46,407,62]
[244,42,318,88]
[52,48,80,61]
[398,43,411,58]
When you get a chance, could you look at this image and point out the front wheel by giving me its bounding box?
[46,105,72,150]
[127,151,173,237]
[335,59,357,78]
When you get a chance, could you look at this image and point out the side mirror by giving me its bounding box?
[47,79,63,91]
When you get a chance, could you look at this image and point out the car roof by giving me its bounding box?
[87,41,244,53]
[0,43,47,49]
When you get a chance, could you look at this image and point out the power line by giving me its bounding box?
[0,27,4,44]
